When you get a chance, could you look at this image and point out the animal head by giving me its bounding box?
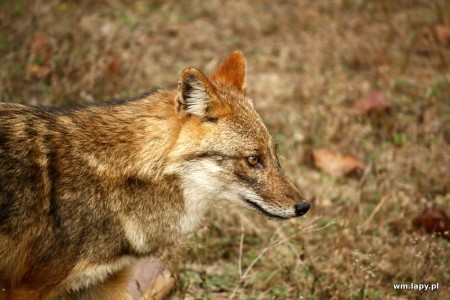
[167,51,310,223]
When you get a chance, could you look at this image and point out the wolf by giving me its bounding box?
[0,51,310,299]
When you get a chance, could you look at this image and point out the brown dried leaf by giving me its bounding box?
[29,33,52,56]
[423,25,450,46]
[141,269,174,300]
[27,64,51,78]
[412,208,450,240]
[128,258,174,300]
[312,148,366,177]
[106,54,122,76]
[435,25,450,46]
[355,91,391,115]
[128,258,173,300]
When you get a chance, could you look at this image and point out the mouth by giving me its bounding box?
[243,198,290,220]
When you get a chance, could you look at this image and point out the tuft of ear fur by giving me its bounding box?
[210,51,246,92]
[177,68,217,117]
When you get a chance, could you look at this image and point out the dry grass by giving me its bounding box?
[1,0,449,299]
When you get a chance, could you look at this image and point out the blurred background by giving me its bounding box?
[1,0,449,299]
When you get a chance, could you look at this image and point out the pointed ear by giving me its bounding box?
[177,67,217,117]
[210,51,246,92]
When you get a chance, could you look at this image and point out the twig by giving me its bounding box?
[401,31,420,73]
[238,223,245,279]
[229,223,245,299]
[362,195,388,229]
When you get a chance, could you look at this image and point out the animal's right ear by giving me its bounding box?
[177,67,218,118]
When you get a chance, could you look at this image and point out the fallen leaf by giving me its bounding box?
[412,208,450,240]
[434,25,450,46]
[128,258,168,300]
[141,269,174,300]
[106,53,122,76]
[29,33,52,57]
[312,148,366,177]
[423,25,450,46]
[355,91,391,115]
[27,64,51,78]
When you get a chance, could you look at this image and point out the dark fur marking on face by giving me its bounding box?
[233,171,258,185]
[189,151,239,161]
[203,117,218,123]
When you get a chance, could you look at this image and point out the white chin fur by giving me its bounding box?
[176,160,295,233]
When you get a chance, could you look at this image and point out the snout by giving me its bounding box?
[294,200,310,217]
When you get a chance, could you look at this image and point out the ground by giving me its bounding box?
[0,0,449,299]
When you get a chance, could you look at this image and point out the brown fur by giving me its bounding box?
[0,51,309,299]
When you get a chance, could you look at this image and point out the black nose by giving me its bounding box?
[294,200,310,216]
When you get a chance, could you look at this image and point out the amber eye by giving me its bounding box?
[247,156,259,167]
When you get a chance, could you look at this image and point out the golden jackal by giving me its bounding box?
[0,51,310,299]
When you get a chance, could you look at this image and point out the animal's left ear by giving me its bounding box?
[210,51,246,92]
[177,67,218,118]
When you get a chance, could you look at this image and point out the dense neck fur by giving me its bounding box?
[55,89,180,181]
[50,89,198,252]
